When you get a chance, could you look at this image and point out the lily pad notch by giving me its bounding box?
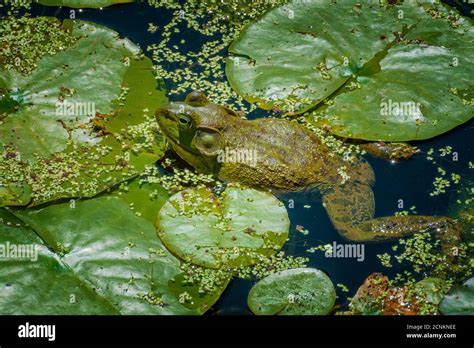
[226,0,474,141]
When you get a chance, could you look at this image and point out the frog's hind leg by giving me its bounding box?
[321,182,460,249]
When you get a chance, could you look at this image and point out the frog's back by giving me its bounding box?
[218,117,354,191]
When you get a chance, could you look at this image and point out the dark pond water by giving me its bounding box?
[26,1,473,315]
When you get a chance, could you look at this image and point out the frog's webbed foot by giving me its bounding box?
[359,142,417,161]
[321,182,460,248]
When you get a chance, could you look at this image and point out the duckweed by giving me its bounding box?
[0,16,77,75]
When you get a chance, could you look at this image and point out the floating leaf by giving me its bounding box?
[157,186,289,269]
[416,277,449,305]
[439,277,474,315]
[349,273,448,315]
[110,177,170,224]
[1,196,227,314]
[38,0,133,8]
[168,269,232,311]
[0,18,167,207]
[349,273,389,315]
[247,268,336,315]
[0,209,118,314]
[0,19,134,159]
[0,182,31,207]
[226,1,474,141]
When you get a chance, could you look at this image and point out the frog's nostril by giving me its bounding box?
[155,108,170,119]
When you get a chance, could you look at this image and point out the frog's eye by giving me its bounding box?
[178,114,190,126]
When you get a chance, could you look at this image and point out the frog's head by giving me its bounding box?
[155,91,239,170]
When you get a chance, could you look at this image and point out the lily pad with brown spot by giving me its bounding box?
[0,18,167,207]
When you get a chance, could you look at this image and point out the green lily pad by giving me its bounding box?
[0,18,167,207]
[415,277,449,305]
[168,268,232,311]
[226,1,474,141]
[38,0,133,8]
[1,195,226,314]
[439,277,474,315]
[0,182,31,207]
[0,19,134,159]
[0,16,77,76]
[0,93,19,116]
[156,186,289,269]
[0,209,118,314]
[110,177,170,224]
[247,268,336,315]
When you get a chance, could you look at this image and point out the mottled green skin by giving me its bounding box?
[156,92,459,244]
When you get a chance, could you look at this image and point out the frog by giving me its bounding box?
[155,91,459,246]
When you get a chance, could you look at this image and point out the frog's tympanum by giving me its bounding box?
[156,91,459,244]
